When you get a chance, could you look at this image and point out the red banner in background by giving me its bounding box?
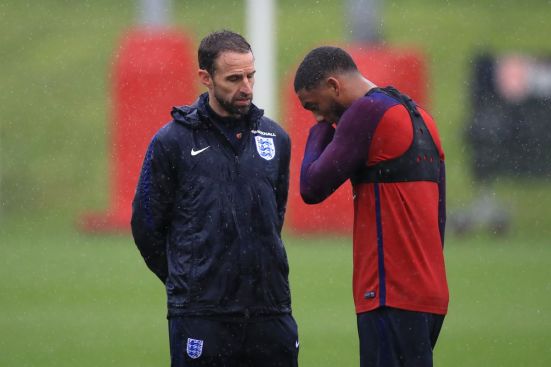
[285,45,428,235]
[80,28,197,232]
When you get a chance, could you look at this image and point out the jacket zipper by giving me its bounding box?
[208,122,244,177]
[234,155,240,175]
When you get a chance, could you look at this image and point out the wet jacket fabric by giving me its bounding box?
[131,93,292,318]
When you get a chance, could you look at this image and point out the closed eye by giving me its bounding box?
[303,102,318,112]
[227,75,241,82]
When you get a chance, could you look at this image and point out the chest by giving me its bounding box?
[178,130,281,185]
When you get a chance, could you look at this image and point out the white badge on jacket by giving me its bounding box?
[255,136,276,160]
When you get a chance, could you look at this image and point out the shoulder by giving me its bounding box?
[335,90,402,136]
[418,107,445,158]
[351,89,400,115]
[149,120,191,159]
[154,119,191,142]
[340,90,401,127]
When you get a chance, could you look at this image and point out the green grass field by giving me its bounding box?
[1,219,550,366]
[2,0,551,366]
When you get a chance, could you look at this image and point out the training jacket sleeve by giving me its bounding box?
[275,133,291,233]
[300,99,383,204]
[131,134,175,283]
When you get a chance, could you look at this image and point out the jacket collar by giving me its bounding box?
[171,92,263,130]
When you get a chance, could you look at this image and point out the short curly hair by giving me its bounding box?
[294,46,358,92]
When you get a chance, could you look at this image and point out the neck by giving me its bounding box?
[340,73,377,108]
[351,76,376,99]
[207,94,232,118]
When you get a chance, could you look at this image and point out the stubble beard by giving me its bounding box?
[213,89,252,118]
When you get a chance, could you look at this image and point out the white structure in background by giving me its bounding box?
[137,0,277,118]
[346,0,383,43]
[246,0,277,119]
[139,0,171,27]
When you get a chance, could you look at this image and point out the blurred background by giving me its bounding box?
[1,0,550,366]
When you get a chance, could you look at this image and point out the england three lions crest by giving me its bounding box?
[255,136,276,160]
[186,338,203,359]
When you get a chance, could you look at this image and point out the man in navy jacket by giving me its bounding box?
[131,30,298,367]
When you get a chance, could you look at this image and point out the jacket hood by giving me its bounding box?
[171,92,264,129]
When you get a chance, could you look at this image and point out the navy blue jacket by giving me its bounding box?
[131,93,292,317]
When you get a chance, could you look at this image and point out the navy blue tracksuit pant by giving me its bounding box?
[169,314,299,367]
[357,307,445,367]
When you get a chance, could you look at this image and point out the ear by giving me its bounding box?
[198,69,212,89]
[326,77,341,96]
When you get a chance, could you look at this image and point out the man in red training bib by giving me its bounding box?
[295,46,449,367]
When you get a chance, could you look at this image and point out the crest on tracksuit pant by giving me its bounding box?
[255,136,276,160]
[186,338,203,359]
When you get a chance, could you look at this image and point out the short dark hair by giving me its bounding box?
[198,30,252,75]
[294,46,358,92]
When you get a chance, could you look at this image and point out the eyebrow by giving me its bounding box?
[226,70,256,79]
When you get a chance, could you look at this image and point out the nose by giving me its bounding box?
[241,78,253,95]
